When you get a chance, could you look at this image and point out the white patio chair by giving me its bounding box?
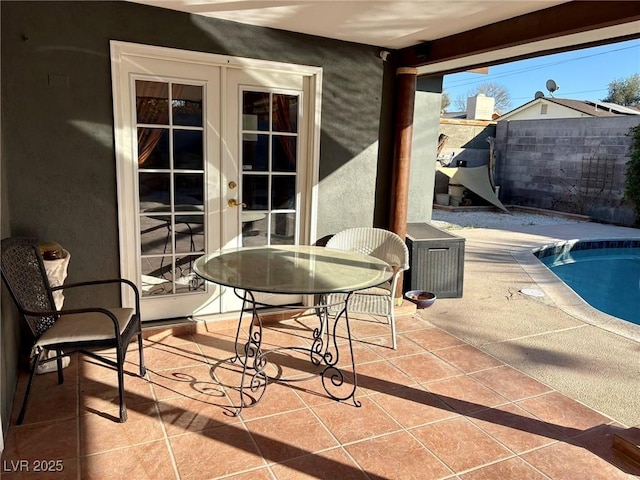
[325,227,409,349]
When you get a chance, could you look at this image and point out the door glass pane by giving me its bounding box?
[174,173,203,207]
[172,84,202,127]
[136,81,169,124]
[141,257,173,296]
[140,215,170,255]
[175,255,205,294]
[174,214,204,254]
[243,176,269,210]
[138,128,169,169]
[271,176,296,209]
[272,136,296,172]
[139,173,171,211]
[174,130,203,170]
[271,213,296,245]
[242,213,267,247]
[272,94,298,133]
[243,92,270,131]
[242,134,269,171]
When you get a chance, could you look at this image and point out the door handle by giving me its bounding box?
[228,199,247,208]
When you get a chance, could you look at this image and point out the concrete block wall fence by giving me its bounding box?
[494,116,640,226]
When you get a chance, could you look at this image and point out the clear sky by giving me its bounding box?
[442,38,640,113]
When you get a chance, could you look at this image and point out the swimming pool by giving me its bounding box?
[534,239,640,326]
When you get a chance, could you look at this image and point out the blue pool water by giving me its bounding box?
[535,239,640,326]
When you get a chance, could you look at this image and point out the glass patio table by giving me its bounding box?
[193,245,393,414]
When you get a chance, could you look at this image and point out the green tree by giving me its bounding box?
[625,123,640,225]
[602,73,640,106]
[454,82,511,114]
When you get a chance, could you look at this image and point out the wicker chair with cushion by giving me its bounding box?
[1,237,146,424]
[325,227,409,349]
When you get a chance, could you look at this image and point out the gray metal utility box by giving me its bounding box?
[404,223,465,298]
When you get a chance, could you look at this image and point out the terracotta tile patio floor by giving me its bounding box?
[2,312,639,479]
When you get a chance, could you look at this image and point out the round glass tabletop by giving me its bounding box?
[193,245,393,295]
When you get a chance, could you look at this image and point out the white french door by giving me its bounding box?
[222,69,312,310]
[111,42,321,321]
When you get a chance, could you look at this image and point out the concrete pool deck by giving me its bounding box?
[417,215,640,428]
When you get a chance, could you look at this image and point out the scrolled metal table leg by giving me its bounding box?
[310,294,330,365]
[319,292,360,408]
[231,289,250,364]
[232,290,267,415]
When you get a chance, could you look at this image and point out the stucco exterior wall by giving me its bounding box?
[1,0,389,298]
[495,116,640,225]
[439,119,497,153]
[502,101,593,121]
[438,119,496,168]
[1,131,19,445]
[435,119,496,197]
[408,76,444,223]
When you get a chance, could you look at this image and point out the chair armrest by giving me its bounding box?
[393,263,409,273]
[389,264,409,279]
[50,278,140,310]
[51,278,138,295]
[388,265,406,298]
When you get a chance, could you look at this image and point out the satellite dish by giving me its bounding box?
[534,91,545,99]
[546,79,559,96]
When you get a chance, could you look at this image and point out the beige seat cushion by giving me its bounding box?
[37,308,134,347]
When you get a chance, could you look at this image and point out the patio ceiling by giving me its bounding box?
[131,0,568,49]
[132,1,640,74]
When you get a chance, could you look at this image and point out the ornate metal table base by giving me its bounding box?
[227,289,359,416]
[195,246,393,416]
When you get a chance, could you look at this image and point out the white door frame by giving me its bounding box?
[110,41,322,318]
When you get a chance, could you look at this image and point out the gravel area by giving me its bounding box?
[430,208,586,230]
